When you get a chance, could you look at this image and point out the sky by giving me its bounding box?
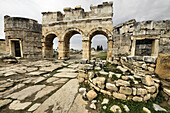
[0,0,170,50]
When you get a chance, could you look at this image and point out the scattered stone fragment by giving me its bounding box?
[132,96,143,102]
[103,106,107,110]
[163,88,170,96]
[143,107,151,113]
[28,103,41,112]
[110,105,122,113]
[86,90,97,101]
[115,79,130,86]
[99,71,109,76]
[91,100,97,104]
[123,104,130,112]
[95,67,101,71]
[153,103,167,112]
[0,99,12,108]
[113,92,126,100]
[79,88,86,94]
[101,98,109,104]
[7,85,45,100]
[9,100,32,110]
[137,88,147,96]
[90,103,96,110]
[119,87,132,95]
[115,74,121,78]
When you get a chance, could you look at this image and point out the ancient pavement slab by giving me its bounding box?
[0,99,12,108]
[33,79,79,113]
[0,82,13,88]
[4,72,17,76]
[9,100,32,110]
[57,68,77,73]
[28,103,41,112]
[53,73,78,78]
[46,77,59,83]
[34,85,60,101]
[7,85,46,100]
[68,94,88,113]
[23,77,46,84]
[0,84,25,98]
[25,67,38,72]
[28,71,47,76]
[52,78,69,84]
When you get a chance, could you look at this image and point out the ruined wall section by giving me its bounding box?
[4,15,42,58]
[113,19,170,57]
[0,39,6,55]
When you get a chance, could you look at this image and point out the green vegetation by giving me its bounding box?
[92,51,107,60]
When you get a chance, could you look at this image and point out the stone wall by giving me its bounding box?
[113,19,170,57]
[0,39,6,55]
[4,15,42,58]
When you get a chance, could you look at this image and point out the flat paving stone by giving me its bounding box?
[9,100,32,110]
[0,82,13,88]
[46,77,59,83]
[28,71,47,76]
[53,73,78,78]
[26,67,38,72]
[4,72,17,76]
[34,85,59,101]
[68,94,88,113]
[57,68,77,73]
[53,78,69,84]
[0,84,25,98]
[7,85,46,101]
[28,103,41,112]
[32,77,46,84]
[0,99,12,108]
[33,79,79,113]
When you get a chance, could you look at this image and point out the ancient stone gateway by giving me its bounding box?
[42,2,113,61]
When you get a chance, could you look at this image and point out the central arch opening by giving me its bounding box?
[89,30,109,61]
[63,30,83,60]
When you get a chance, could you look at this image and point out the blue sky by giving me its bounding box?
[0,0,170,50]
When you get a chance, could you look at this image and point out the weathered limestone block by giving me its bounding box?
[106,83,118,91]
[144,86,156,93]
[132,96,143,102]
[86,90,97,101]
[115,79,130,86]
[155,53,170,79]
[137,88,147,96]
[113,92,126,100]
[119,87,132,95]
[142,75,154,86]
[110,105,122,113]
[144,94,151,101]
[92,77,105,89]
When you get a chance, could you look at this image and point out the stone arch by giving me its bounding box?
[42,32,59,58]
[60,27,85,59]
[87,27,113,61]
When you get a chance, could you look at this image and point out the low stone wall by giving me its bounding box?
[78,58,160,102]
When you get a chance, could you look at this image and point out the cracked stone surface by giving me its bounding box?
[9,100,32,110]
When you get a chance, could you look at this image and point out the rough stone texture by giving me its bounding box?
[7,85,46,100]
[142,75,154,86]
[0,39,6,55]
[53,73,77,78]
[155,53,170,79]
[86,90,98,101]
[153,103,167,112]
[34,79,79,113]
[132,96,143,102]
[9,100,32,110]
[113,92,126,100]
[28,103,41,112]
[4,15,42,58]
[0,99,12,108]
[68,94,88,113]
[137,88,147,96]
[119,87,132,95]
[106,83,118,91]
[143,107,151,113]
[115,79,130,86]
[110,105,122,113]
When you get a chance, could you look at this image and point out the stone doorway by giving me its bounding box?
[11,40,21,57]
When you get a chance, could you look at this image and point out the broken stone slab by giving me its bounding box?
[34,85,59,101]
[123,104,130,112]
[119,87,132,95]
[90,103,96,110]
[28,103,41,112]
[115,79,130,86]
[117,66,128,73]
[68,94,88,113]
[0,99,12,108]
[7,85,46,101]
[142,75,154,86]
[143,56,157,63]
[106,83,118,91]
[53,73,78,78]
[163,88,170,96]
[32,77,46,84]
[33,79,79,113]
[99,71,109,76]
[46,77,59,83]
[101,98,109,105]
[80,59,88,64]
[143,107,151,113]
[153,103,167,112]
[9,100,32,110]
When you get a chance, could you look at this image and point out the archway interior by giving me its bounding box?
[64,30,82,59]
[90,30,108,60]
[44,34,58,58]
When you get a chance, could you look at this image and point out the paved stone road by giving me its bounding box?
[0,59,88,113]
